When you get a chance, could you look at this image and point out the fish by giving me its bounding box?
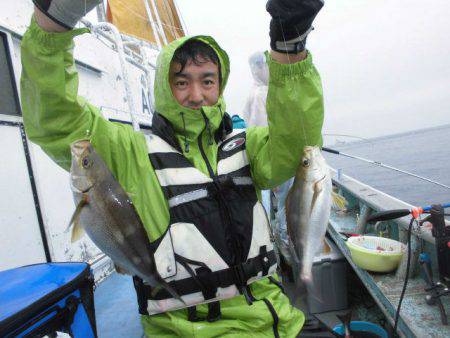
[68,140,182,301]
[286,145,332,286]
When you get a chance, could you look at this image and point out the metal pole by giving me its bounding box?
[172,0,189,35]
[142,0,162,49]
[149,0,168,45]
[96,2,106,22]
[91,22,141,131]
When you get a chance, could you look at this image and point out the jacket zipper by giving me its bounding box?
[198,111,216,178]
[197,130,215,178]
[198,112,241,265]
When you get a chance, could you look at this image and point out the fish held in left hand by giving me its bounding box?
[68,140,182,302]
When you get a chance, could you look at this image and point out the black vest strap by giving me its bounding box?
[187,302,221,323]
[187,306,199,322]
[136,249,276,303]
[174,254,217,301]
[207,301,221,322]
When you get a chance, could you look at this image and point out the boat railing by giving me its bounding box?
[81,19,157,131]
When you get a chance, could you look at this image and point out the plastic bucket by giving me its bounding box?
[333,321,388,338]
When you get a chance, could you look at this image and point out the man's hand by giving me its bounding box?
[267,0,324,55]
[33,0,101,30]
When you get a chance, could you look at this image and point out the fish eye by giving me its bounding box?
[302,159,310,167]
[82,157,92,168]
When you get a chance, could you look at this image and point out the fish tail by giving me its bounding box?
[301,272,314,291]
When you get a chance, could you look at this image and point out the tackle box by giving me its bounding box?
[307,237,348,314]
[0,262,97,337]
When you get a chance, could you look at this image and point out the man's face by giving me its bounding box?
[169,57,220,110]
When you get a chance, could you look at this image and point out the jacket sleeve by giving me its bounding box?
[20,17,168,240]
[246,52,324,190]
[20,17,138,175]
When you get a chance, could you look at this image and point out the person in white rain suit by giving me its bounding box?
[242,51,270,127]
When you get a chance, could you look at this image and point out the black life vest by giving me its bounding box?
[133,113,276,317]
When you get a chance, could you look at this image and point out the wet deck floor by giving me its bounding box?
[94,272,351,338]
[95,273,143,338]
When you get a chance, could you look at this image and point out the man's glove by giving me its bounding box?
[33,0,102,29]
[267,0,324,54]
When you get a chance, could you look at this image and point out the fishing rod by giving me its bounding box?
[322,147,450,191]
[366,203,450,223]
[323,133,375,146]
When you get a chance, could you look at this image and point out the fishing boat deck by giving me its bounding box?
[93,124,450,338]
[95,273,143,338]
[94,233,450,338]
[93,216,449,338]
[94,270,350,338]
[328,207,450,338]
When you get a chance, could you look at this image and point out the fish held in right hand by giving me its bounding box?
[68,140,182,302]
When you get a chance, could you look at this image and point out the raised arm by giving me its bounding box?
[247,0,324,189]
[21,2,133,171]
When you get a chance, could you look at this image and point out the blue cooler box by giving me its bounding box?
[0,262,97,337]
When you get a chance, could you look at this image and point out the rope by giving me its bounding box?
[113,0,184,33]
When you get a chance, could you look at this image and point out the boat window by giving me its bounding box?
[0,31,21,116]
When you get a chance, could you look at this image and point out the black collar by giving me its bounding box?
[151,112,234,149]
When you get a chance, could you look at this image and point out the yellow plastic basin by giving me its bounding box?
[346,236,406,273]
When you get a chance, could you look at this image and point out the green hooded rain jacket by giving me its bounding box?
[20,17,324,337]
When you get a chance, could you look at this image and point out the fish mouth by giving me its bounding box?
[71,140,91,159]
[302,146,322,158]
[70,140,94,193]
[70,177,94,194]
[303,171,326,182]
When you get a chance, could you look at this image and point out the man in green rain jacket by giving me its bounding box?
[22,0,325,336]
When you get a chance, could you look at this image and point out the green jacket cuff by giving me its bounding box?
[266,50,314,82]
[26,16,90,51]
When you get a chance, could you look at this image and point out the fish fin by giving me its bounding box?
[285,186,296,241]
[114,264,129,275]
[71,219,86,242]
[67,195,88,243]
[66,194,89,231]
[310,175,327,214]
[322,239,331,254]
[331,191,347,211]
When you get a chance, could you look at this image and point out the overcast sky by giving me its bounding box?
[176,0,450,142]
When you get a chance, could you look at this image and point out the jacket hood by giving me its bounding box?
[154,36,230,142]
